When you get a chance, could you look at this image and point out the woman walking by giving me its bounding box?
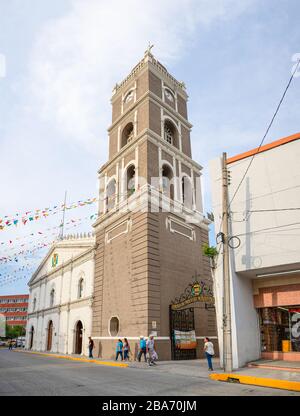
[123,338,130,361]
[204,337,214,371]
[115,339,123,361]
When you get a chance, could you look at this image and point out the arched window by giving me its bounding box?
[33,297,37,312]
[124,90,134,104]
[164,88,175,103]
[106,178,116,211]
[78,278,84,299]
[50,289,55,307]
[162,164,174,200]
[109,317,119,336]
[126,165,136,198]
[164,120,176,146]
[121,122,134,148]
[182,176,193,209]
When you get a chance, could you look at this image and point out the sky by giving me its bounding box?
[0,0,299,295]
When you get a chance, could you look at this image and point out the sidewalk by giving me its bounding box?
[13,349,128,368]
[210,360,300,392]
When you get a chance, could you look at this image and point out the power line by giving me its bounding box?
[215,59,300,242]
[235,221,300,237]
[248,208,300,213]
[228,58,300,209]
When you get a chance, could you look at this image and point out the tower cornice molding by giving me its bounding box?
[111,52,187,101]
[108,90,192,133]
[98,130,202,177]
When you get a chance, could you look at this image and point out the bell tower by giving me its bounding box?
[92,48,217,359]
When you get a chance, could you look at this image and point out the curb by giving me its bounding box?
[13,349,129,368]
[210,373,300,392]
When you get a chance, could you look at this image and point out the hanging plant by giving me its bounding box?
[202,243,218,258]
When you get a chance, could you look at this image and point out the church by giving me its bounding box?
[25,49,218,360]
[91,48,218,360]
[26,233,95,355]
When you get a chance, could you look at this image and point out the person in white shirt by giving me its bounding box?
[146,335,157,366]
[204,337,214,371]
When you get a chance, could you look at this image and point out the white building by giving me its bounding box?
[210,133,300,368]
[26,233,96,356]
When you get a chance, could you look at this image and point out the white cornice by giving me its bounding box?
[108,90,192,133]
[98,129,202,176]
[29,245,96,288]
[111,52,187,101]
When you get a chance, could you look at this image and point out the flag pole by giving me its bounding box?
[59,191,67,240]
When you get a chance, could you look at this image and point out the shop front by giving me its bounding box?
[254,282,300,361]
[259,306,300,360]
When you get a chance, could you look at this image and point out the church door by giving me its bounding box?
[75,321,83,354]
[29,326,34,349]
[46,321,53,351]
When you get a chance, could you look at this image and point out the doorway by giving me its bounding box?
[170,307,196,360]
[46,320,53,351]
[75,321,83,354]
[29,326,34,349]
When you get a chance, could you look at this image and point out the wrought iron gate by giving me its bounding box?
[170,306,196,360]
[169,279,215,360]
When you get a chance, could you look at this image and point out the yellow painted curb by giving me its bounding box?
[13,350,128,368]
[210,373,300,392]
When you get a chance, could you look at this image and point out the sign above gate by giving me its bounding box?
[170,280,214,310]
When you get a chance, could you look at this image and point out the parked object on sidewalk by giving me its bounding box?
[115,339,123,361]
[204,337,214,370]
[137,336,147,362]
[123,338,130,361]
[88,337,94,358]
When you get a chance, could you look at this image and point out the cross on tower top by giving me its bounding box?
[145,42,154,55]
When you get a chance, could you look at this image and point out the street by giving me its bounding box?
[0,349,299,396]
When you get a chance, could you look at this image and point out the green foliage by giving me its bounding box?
[5,324,25,339]
[202,243,218,259]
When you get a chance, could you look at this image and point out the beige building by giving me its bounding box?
[210,133,300,368]
[92,49,218,360]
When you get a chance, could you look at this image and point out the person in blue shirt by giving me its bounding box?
[137,336,147,362]
[115,339,123,361]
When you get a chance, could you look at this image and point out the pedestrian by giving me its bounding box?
[88,337,94,358]
[123,338,130,361]
[115,339,123,361]
[8,340,13,351]
[204,337,214,371]
[146,334,157,366]
[137,336,147,362]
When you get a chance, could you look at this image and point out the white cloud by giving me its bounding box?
[27,0,256,151]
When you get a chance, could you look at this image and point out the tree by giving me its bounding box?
[202,243,218,269]
[5,324,26,339]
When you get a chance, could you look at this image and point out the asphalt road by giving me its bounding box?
[0,349,298,396]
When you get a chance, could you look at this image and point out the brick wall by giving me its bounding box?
[254,283,300,308]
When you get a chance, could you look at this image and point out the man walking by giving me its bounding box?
[146,334,156,366]
[137,336,147,362]
[115,339,123,361]
[88,337,94,358]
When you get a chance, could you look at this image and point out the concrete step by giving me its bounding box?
[248,360,300,373]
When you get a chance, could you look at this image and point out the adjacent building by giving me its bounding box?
[26,233,95,355]
[210,133,300,368]
[0,294,29,327]
[91,49,218,360]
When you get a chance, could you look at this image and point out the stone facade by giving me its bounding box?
[92,49,218,360]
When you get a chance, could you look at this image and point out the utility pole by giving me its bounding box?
[59,191,67,240]
[222,152,233,372]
